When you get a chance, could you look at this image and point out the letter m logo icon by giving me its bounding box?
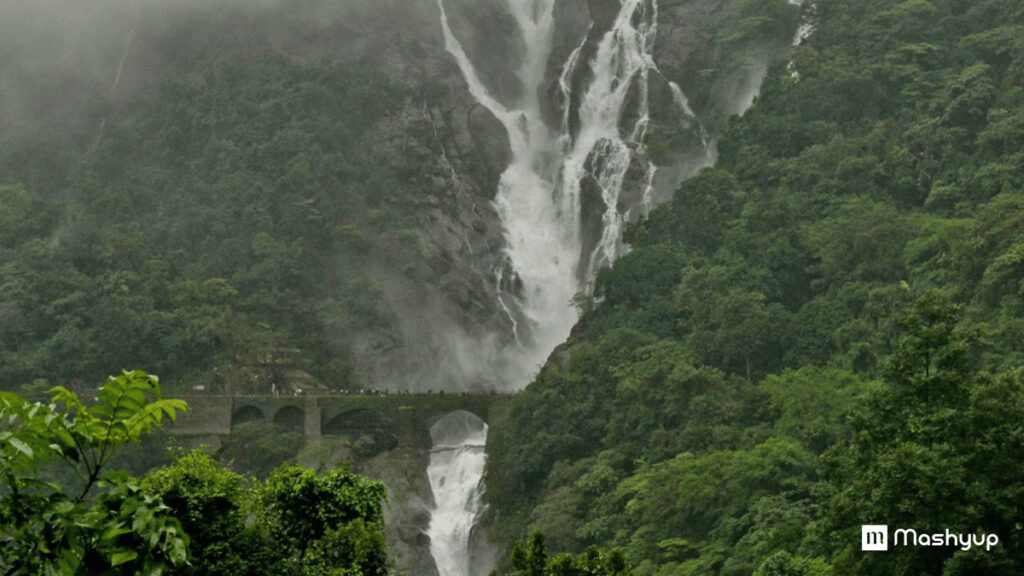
[862,525,888,551]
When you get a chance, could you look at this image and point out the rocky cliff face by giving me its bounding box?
[271,0,522,391]
[379,0,798,387]
[316,1,521,390]
[277,0,801,391]
[1,0,798,394]
[545,0,800,209]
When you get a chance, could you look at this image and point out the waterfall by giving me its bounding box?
[789,1,815,46]
[669,81,711,152]
[437,0,664,389]
[426,411,491,576]
[90,6,138,154]
[557,0,660,281]
[428,2,664,572]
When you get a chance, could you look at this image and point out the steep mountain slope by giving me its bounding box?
[487,0,1024,574]
[1,0,517,393]
[0,0,799,395]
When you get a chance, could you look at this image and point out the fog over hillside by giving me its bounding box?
[1,0,798,396]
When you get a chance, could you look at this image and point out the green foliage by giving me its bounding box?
[141,451,392,576]
[0,186,57,249]
[667,0,801,134]
[491,0,1024,574]
[0,370,188,574]
[615,438,816,576]
[1,0,1022,573]
[217,420,306,478]
[140,450,391,573]
[753,552,832,576]
[503,531,630,576]
[0,55,418,393]
[142,450,282,576]
[820,292,1024,576]
[760,367,867,454]
[259,465,389,576]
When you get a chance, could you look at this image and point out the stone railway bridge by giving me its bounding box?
[170,393,511,451]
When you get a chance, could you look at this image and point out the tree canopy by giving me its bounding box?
[0,371,391,576]
[489,0,1024,574]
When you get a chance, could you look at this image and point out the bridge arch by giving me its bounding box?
[231,405,266,427]
[273,405,305,429]
[424,407,488,433]
[322,408,398,453]
[429,410,487,447]
[322,408,382,437]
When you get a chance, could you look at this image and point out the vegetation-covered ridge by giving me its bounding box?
[0,54,438,393]
[0,0,811,398]
[488,0,1024,574]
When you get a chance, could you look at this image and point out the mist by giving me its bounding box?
[0,0,418,146]
[0,0,800,396]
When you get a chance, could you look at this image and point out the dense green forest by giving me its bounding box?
[488,0,1024,575]
[0,55,431,393]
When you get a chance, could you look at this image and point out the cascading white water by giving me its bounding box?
[558,0,659,279]
[437,0,665,388]
[789,1,814,46]
[669,81,711,153]
[426,411,490,576]
[437,0,576,383]
[428,2,667,573]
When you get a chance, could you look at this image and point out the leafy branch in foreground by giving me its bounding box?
[0,370,188,575]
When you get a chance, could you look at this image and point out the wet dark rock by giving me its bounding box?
[619,72,647,138]
[618,150,654,219]
[539,0,591,130]
[576,169,608,284]
[442,0,525,105]
[468,104,513,195]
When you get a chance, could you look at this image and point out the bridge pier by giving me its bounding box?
[397,406,416,449]
[305,397,321,442]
